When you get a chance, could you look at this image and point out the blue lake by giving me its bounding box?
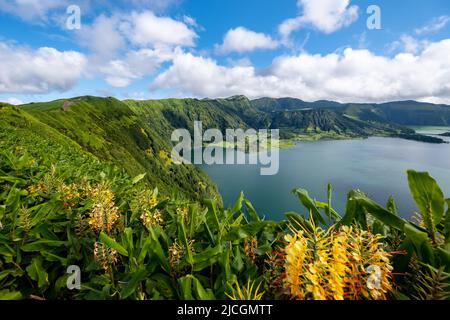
[199,131,450,221]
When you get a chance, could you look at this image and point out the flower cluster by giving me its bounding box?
[141,209,164,228]
[244,236,258,263]
[169,240,184,272]
[134,188,164,228]
[87,183,120,234]
[283,225,393,300]
[94,241,119,272]
[176,207,189,224]
[27,182,48,194]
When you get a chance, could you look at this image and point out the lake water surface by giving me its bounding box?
[199,129,450,221]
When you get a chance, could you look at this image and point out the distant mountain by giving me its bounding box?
[252,97,343,112]
[251,97,450,126]
[342,101,450,126]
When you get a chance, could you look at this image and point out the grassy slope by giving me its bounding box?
[19,97,220,202]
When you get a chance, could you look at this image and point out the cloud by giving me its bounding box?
[0,42,86,94]
[124,11,197,47]
[279,0,358,40]
[388,35,429,54]
[151,39,450,104]
[79,11,197,55]
[215,27,278,54]
[77,11,196,87]
[4,97,23,105]
[415,15,450,35]
[100,48,174,87]
[78,14,125,59]
[0,0,180,23]
[183,15,198,28]
[0,0,68,22]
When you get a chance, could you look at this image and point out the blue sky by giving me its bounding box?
[0,0,449,104]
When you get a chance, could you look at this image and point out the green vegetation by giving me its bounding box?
[20,97,220,202]
[1,98,450,300]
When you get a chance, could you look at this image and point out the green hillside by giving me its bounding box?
[20,97,220,202]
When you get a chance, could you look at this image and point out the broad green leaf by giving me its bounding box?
[21,240,67,252]
[121,267,148,299]
[292,188,326,225]
[407,170,445,228]
[99,232,128,257]
[123,227,134,255]
[178,216,193,265]
[286,212,313,233]
[0,290,22,300]
[193,245,222,272]
[40,251,68,264]
[340,190,379,229]
[26,257,48,288]
[386,196,398,216]
[192,276,215,300]
[178,276,194,300]
[232,246,244,273]
[149,227,169,271]
[316,201,341,221]
[404,223,435,266]
[0,269,23,281]
[0,244,15,257]
[229,191,244,215]
[138,236,152,264]
[244,200,260,222]
[353,195,405,231]
[220,248,232,282]
[204,199,221,232]
[223,226,248,241]
[132,173,147,184]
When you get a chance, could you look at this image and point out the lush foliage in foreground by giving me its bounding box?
[0,148,449,299]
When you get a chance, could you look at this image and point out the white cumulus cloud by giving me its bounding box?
[151,39,450,104]
[0,42,86,94]
[77,11,197,87]
[124,11,197,47]
[216,27,278,54]
[101,48,174,87]
[279,0,358,40]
